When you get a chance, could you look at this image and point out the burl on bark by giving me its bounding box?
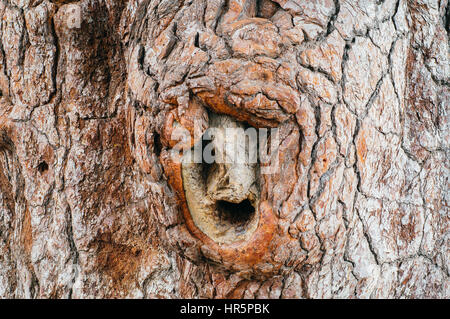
[0,0,448,298]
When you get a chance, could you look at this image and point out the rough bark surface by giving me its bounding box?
[0,0,448,298]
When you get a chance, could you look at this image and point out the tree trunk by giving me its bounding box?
[0,0,448,298]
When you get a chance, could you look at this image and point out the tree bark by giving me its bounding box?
[0,0,448,298]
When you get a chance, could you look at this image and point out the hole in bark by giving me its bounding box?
[216,199,255,225]
[37,161,48,174]
[153,133,162,156]
[181,112,261,244]
[256,0,281,19]
[194,32,200,48]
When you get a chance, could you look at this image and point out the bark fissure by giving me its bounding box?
[0,0,447,299]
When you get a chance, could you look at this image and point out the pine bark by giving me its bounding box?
[0,0,448,298]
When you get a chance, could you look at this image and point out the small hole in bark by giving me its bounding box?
[194,32,200,48]
[216,199,255,225]
[37,162,48,174]
[256,0,281,19]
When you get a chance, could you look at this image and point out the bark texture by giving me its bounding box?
[0,0,448,298]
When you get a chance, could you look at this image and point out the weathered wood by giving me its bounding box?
[0,0,448,298]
